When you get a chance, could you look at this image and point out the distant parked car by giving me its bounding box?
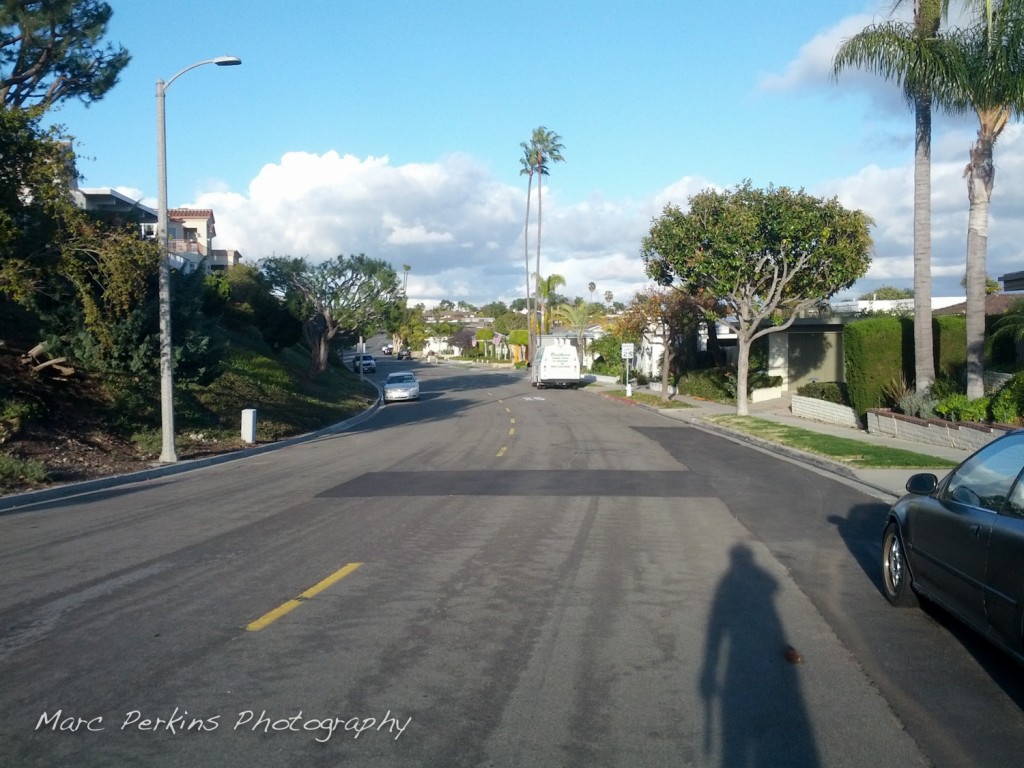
[352,353,376,373]
[397,347,412,360]
[381,343,394,354]
[882,430,1024,664]
[383,371,419,402]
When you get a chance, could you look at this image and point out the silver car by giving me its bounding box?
[383,371,420,402]
[883,430,1024,663]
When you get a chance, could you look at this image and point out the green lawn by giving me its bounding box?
[706,415,958,469]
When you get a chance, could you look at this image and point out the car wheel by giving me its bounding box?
[882,522,918,607]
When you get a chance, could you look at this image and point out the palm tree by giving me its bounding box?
[537,273,566,334]
[519,141,538,356]
[551,301,598,366]
[588,281,596,304]
[833,0,957,395]
[604,290,613,307]
[528,126,565,340]
[944,0,1024,398]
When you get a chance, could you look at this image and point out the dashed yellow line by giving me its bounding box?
[245,563,363,631]
[496,446,508,457]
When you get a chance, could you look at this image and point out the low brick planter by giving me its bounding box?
[866,408,1012,452]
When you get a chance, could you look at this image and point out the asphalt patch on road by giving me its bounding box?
[320,469,714,498]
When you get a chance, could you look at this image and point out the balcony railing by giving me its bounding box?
[168,239,206,255]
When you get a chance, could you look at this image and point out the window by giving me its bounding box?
[944,435,1024,513]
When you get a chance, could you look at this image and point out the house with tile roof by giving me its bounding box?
[167,208,242,273]
[71,188,242,274]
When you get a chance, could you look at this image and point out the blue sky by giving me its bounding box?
[53,0,1024,307]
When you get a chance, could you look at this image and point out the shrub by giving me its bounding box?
[934,393,990,423]
[796,381,850,406]
[990,372,1024,424]
[930,375,964,400]
[896,391,937,419]
[990,387,1018,425]
[0,453,48,488]
[676,369,733,402]
[880,372,913,408]
[934,315,966,379]
[844,317,910,418]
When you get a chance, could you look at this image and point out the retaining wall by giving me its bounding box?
[866,409,1011,452]
[791,395,860,429]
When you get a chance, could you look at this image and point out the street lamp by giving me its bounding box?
[156,56,241,463]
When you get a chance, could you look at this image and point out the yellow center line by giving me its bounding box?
[245,562,363,632]
[496,446,508,457]
[509,427,515,436]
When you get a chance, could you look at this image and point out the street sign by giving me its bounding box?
[620,342,634,360]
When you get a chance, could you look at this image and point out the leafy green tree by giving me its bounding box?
[857,286,915,300]
[53,216,160,371]
[478,300,508,317]
[642,181,873,415]
[261,254,401,379]
[959,272,1001,295]
[508,328,529,363]
[397,303,430,350]
[833,0,958,394]
[623,287,705,401]
[493,310,526,335]
[0,0,130,110]
[0,109,74,307]
[220,264,301,351]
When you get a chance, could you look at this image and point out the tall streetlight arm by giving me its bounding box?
[156,55,241,464]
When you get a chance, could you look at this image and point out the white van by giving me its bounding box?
[531,338,581,389]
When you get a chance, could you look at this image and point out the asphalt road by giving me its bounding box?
[1,360,1021,767]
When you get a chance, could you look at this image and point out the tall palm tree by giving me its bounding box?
[537,273,566,334]
[528,126,565,340]
[945,0,1024,398]
[833,0,958,395]
[588,281,596,304]
[519,141,538,356]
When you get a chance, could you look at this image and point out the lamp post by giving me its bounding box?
[156,56,241,463]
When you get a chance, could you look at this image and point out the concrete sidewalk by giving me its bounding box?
[592,387,968,501]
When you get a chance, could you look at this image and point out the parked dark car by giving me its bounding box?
[351,353,376,373]
[397,347,411,360]
[883,430,1024,663]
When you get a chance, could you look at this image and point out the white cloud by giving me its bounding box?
[758,14,877,93]
[823,121,1024,299]
[195,119,1024,311]
[196,150,654,307]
